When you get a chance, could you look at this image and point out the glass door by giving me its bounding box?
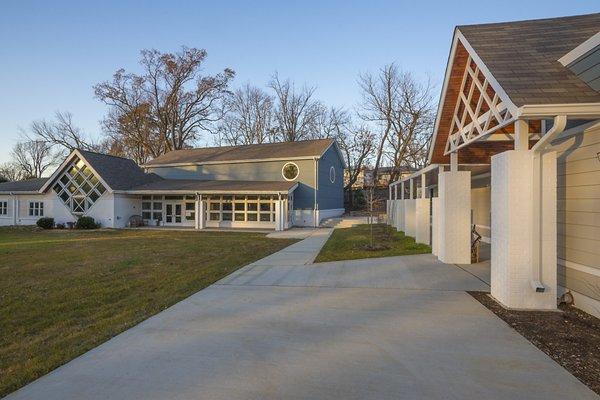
[165,203,183,225]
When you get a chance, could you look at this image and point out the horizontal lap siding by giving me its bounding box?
[552,122,600,301]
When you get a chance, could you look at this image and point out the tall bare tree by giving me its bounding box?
[216,84,273,146]
[269,73,323,142]
[10,140,59,178]
[30,111,98,153]
[358,64,434,182]
[95,46,235,156]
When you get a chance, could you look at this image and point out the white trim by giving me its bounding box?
[428,31,460,164]
[144,155,323,169]
[517,103,600,118]
[558,258,600,278]
[558,31,600,66]
[329,165,336,183]
[282,161,300,181]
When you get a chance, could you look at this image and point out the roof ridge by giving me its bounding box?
[457,12,600,29]
[173,138,334,153]
[78,148,138,163]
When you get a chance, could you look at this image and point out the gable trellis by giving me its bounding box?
[444,54,516,155]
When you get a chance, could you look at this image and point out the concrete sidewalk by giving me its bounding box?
[5,230,598,400]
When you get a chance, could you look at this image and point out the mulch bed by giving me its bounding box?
[469,291,600,395]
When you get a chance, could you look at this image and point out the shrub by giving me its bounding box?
[55,223,66,229]
[75,216,100,230]
[36,217,55,229]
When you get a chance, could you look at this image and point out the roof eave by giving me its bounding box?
[517,103,600,118]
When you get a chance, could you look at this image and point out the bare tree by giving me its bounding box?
[358,64,434,182]
[216,84,273,146]
[269,73,323,142]
[0,163,24,182]
[339,126,374,190]
[384,73,434,179]
[30,111,98,153]
[95,46,234,156]
[10,140,60,178]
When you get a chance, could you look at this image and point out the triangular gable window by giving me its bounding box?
[52,156,106,215]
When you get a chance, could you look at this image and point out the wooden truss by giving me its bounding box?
[444,55,516,155]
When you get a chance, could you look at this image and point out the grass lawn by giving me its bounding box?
[314,223,431,263]
[0,227,296,397]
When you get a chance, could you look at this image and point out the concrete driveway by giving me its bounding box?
[6,230,598,400]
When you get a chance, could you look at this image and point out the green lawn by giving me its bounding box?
[0,227,296,397]
[314,224,431,263]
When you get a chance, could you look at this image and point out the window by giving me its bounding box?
[203,194,281,224]
[29,202,44,217]
[53,156,106,215]
[0,201,7,215]
[282,162,299,181]
[142,196,164,221]
[329,166,336,183]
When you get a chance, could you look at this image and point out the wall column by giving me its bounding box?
[437,167,471,264]
[415,173,430,245]
[404,179,416,237]
[491,149,557,310]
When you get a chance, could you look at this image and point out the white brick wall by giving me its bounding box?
[491,150,557,310]
[438,171,471,264]
[415,198,430,245]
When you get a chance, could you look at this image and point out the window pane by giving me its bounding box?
[185,202,195,211]
[222,195,233,201]
[210,203,220,211]
[186,212,195,221]
[89,175,99,185]
[185,195,195,200]
[60,175,70,185]
[142,212,151,219]
[164,195,183,200]
[81,182,92,194]
[210,212,220,221]
[153,212,162,221]
[260,203,270,212]
[234,213,245,221]
[89,191,99,202]
[74,173,85,186]
[60,191,70,202]
[222,212,232,221]
[259,195,271,200]
[53,184,62,194]
[247,213,257,221]
[247,203,257,211]
[96,183,106,194]
[142,202,152,210]
[246,195,258,200]
[222,203,232,211]
[260,213,271,222]
[142,195,152,200]
[234,203,245,211]
[153,202,162,210]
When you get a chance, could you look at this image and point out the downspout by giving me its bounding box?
[530,115,567,292]
[314,157,319,227]
[10,192,17,226]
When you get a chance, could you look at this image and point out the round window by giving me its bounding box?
[329,166,336,183]
[282,162,299,181]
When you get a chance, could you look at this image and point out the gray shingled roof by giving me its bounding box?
[144,138,334,166]
[78,150,162,190]
[128,179,296,193]
[0,178,49,193]
[458,13,600,106]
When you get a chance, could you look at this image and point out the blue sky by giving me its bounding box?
[0,0,598,162]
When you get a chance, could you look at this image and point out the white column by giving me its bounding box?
[491,150,557,310]
[431,197,439,255]
[395,198,405,232]
[437,170,471,264]
[195,196,200,230]
[514,119,529,151]
[198,198,205,229]
[415,173,430,244]
[275,200,284,231]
